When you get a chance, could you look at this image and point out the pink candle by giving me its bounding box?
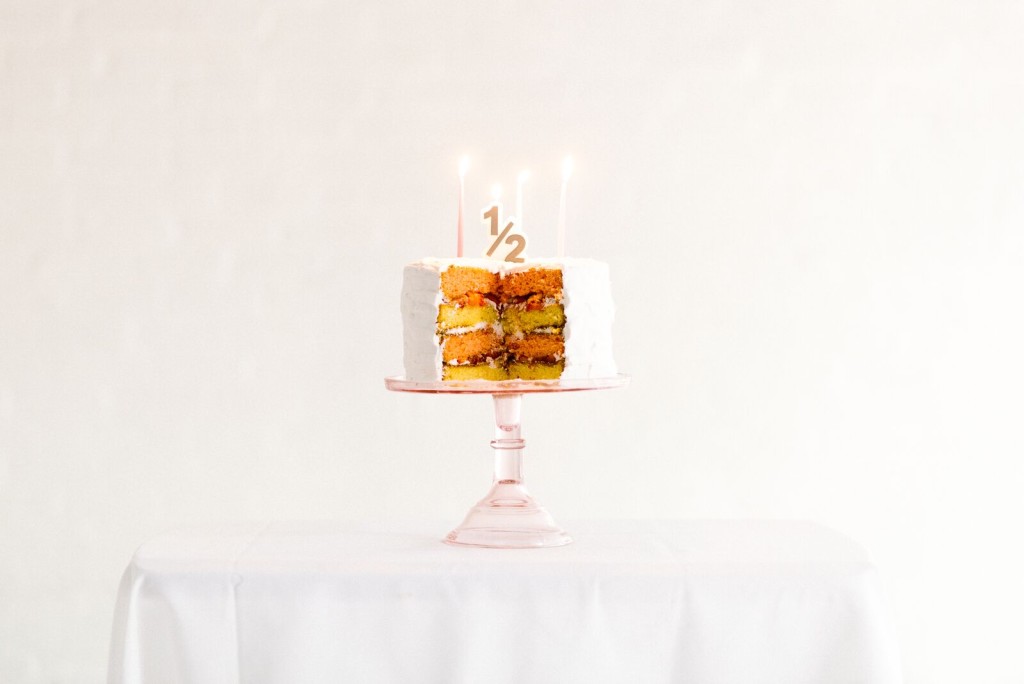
[556,156,573,257]
[457,156,469,257]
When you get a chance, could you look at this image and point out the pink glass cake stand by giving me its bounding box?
[384,374,629,549]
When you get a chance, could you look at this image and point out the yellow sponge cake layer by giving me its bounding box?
[508,361,565,380]
[502,305,565,335]
[443,364,510,381]
[437,303,499,331]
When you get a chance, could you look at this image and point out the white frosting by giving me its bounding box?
[559,259,617,379]
[400,264,443,381]
[401,257,617,381]
[410,257,505,274]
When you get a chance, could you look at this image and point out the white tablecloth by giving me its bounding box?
[107,520,902,684]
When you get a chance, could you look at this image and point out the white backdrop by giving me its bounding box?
[2,1,1023,682]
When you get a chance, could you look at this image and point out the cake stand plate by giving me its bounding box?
[385,374,629,549]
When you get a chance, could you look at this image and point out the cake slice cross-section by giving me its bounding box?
[400,258,616,382]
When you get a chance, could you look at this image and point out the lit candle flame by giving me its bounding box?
[459,155,470,179]
[561,156,574,181]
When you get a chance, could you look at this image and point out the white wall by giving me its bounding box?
[2,1,1023,681]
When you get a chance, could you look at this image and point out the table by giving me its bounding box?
[107,520,902,683]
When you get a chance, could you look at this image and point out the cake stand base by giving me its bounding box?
[445,481,572,548]
[384,374,629,549]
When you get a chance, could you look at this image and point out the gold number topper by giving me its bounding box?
[483,205,527,263]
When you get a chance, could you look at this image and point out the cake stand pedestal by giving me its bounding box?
[384,375,629,548]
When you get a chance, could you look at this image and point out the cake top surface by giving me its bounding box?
[408,257,608,274]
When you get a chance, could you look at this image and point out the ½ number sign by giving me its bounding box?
[483,205,526,263]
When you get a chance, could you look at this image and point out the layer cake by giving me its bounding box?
[402,258,615,381]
